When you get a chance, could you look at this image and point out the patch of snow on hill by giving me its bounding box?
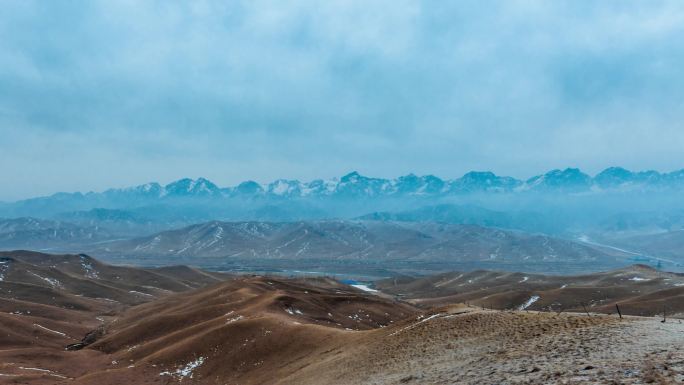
[33,323,67,336]
[226,315,244,324]
[202,225,224,249]
[286,307,303,315]
[134,235,161,251]
[351,284,378,293]
[159,357,206,379]
[0,260,9,281]
[80,255,98,279]
[28,271,61,288]
[518,295,540,310]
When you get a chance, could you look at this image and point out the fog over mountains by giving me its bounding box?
[2,167,684,275]
[3,167,684,223]
[2,167,684,229]
[5,167,684,207]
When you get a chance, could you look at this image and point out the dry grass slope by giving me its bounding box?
[2,252,683,384]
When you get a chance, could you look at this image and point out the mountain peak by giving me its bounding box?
[453,171,520,192]
[340,171,364,183]
[234,180,264,195]
[6,167,684,209]
[164,177,220,196]
[462,171,497,179]
[525,168,591,192]
[595,167,635,187]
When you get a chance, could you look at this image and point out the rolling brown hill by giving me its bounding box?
[27,287,684,385]
[0,252,419,384]
[2,252,684,384]
[376,264,684,317]
[68,276,417,385]
[0,250,230,384]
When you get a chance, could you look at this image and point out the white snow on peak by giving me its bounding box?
[272,180,290,195]
[269,179,302,195]
[192,178,216,194]
[187,179,198,192]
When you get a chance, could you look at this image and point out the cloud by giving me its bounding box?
[1,0,684,200]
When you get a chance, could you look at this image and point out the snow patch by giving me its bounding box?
[18,367,66,378]
[226,315,244,324]
[285,307,303,315]
[33,324,67,336]
[518,295,540,310]
[351,284,378,293]
[80,255,98,279]
[19,367,52,373]
[159,357,206,379]
[129,290,154,297]
[0,259,9,281]
[28,272,61,288]
[388,313,443,336]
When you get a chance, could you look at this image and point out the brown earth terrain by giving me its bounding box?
[377,265,684,318]
[0,250,229,384]
[1,251,683,384]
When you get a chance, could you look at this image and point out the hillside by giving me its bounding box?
[0,217,113,250]
[0,250,230,384]
[376,264,684,317]
[65,299,684,385]
[606,230,684,261]
[86,220,631,275]
[1,252,684,384]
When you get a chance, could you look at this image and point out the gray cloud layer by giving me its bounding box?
[1,0,684,200]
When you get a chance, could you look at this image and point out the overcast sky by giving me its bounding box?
[1,1,684,201]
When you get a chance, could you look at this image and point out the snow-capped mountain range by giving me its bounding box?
[15,167,684,203]
[3,167,684,267]
[2,167,684,228]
